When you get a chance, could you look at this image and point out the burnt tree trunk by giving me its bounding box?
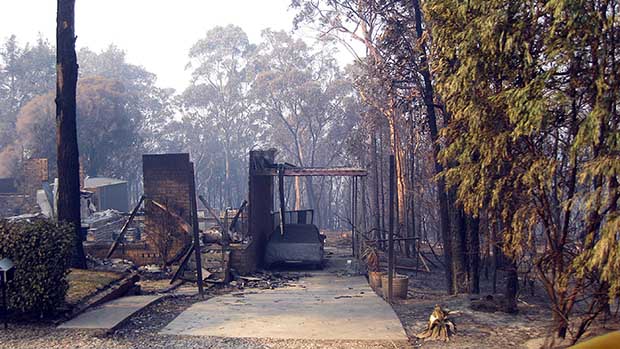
[452,204,468,293]
[412,0,453,293]
[56,0,86,269]
[468,215,480,293]
[409,144,416,257]
[505,259,519,313]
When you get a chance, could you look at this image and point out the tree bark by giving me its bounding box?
[452,203,468,294]
[371,133,382,243]
[56,0,86,269]
[412,0,453,293]
[505,260,519,313]
[294,176,302,210]
[468,215,480,293]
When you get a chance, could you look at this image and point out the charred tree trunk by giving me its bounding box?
[452,204,468,294]
[56,0,86,269]
[305,177,316,218]
[409,144,416,257]
[468,215,480,293]
[505,259,519,313]
[412,0,453,293]
[491,221,500,294]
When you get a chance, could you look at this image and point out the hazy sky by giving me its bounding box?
[0,0,352,92]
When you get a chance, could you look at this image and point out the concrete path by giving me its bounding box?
[59,295,163,331]
[161,273,408,341]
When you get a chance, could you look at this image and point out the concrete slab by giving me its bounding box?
[161,274,408,341]
[58,295,163,330]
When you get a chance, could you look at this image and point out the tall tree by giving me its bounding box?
[252,29,358,220]
[428,0,620,341]
[181,25,259,207]
[56,0,85,269]
[291,0,467,294]
[0,36,55,177]
[17,76,139,177]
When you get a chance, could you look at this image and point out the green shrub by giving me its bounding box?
[0,219,74,315]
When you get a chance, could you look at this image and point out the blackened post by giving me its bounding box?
[351,177,356,257]
[229,200,248,232]
[278,166,286,235]
[350,177,355,257]
[106,195,145,259]
[388,155,395,303]
[353,176,358,257]
[2,282,6,329]
[188,163,204,297]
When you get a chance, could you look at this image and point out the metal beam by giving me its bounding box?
[255,167,367,177]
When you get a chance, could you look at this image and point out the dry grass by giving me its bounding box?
[65,269,124,305]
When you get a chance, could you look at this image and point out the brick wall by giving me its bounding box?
[143,154,192,224]
[229,241,258,275]
[22,158,48,183]
[142,153,193,263]
[21,158,48,202]
[85,241,161,265]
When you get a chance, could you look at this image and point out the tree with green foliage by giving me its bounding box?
[291,0,477,295]
[427,0,619,343]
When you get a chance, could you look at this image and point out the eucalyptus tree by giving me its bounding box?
[0,36,55,177]
[291,0,470,295]
[251,29,359,223]
[181,25,261,207]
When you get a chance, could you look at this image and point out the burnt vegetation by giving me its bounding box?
[0,0,619,347]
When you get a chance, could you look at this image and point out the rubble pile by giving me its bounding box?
[83,209,140,242]
[201,245,231,283]
[228,271,301,290]
[88,256,136,273]
[200,226,250,245]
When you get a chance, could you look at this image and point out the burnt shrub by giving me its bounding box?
[0,219,73,315]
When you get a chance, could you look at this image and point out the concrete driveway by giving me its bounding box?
[160,273,408,342]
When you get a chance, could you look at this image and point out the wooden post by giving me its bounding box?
[388,155,395,303]
[106,195,145,259]
[188,163,204,297]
